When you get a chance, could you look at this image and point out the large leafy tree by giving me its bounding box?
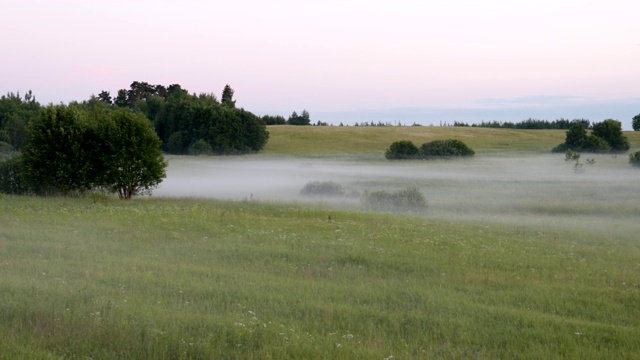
[22,105,100,195]
[22,104,166,198]
[98,109,167,199]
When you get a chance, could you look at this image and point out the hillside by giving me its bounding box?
[262,125,640,156]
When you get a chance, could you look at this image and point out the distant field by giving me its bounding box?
[263,125,640,156]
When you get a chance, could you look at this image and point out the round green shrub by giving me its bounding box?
[420,139,475,158]
[385,140,420,160]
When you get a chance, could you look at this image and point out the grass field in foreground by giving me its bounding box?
[262,125,640,156]
[1,195,639,359]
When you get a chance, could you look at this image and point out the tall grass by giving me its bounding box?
[1,196,639,358]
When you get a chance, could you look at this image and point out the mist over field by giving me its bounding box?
[155,154,639,235]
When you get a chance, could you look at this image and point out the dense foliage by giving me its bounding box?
[20,104,166,198]
[22,105,100,195]
[0,154,31,195]
[420,139,475,157]
[553,119,629,153]
[98,82,269,154]
[0,91,41,151]
[385,139,475,160]
[591,119,629,152]
[633,114,640,131]
[384,140,420,159]
[96,109,167,199]
[261,114,286,125]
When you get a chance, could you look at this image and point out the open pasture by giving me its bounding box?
[2,126,640,358]
[2,145,640,358]
[261,125,640,156]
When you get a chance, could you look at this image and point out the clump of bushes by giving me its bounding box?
[552,120,629,153]
[361,187,427,211]
[630,151,640,168]
[300,181,345,197]
[385,140,420,160]
[420,139,475,158]
[385,139,474,160]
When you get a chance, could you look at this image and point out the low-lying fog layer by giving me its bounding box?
[155,153,639,233]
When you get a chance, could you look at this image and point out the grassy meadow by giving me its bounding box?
[2,126,640,359]
[262,125,640,156]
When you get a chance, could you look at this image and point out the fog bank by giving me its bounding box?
[155,154,639,227]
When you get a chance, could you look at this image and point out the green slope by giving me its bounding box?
[263,125,640,156]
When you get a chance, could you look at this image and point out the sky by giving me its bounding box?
[2,0,639,127]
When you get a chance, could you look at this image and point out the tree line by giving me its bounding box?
[96,82,269,155]
[1,100,165,198]
[0,82,273,197]
[453,118,592,130]
[261,109,317,126]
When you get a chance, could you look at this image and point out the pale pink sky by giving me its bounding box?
[2,0,639,124]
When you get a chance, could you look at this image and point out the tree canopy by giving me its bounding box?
[287,110,311,125]
[591,119,629,152]
[0,91,41,151]
[553,119,628,153]
[104,82,269,154]
[385,140,420,160]
[21,103,166,198]
[420,139,475,157]
[97,109,167,199]
[22,105,100,195]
